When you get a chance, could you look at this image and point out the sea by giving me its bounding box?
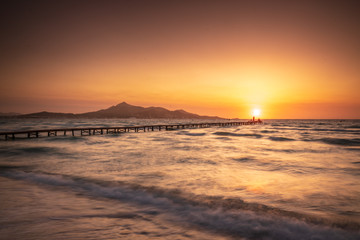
[0,119,359,240]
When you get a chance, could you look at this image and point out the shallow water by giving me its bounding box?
[0,119,359,239]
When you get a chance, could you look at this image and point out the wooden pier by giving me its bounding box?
[0,121,262,140]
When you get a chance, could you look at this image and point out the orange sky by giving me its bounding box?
[0,1,359,118]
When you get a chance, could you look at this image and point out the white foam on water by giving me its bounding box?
[1,170,358,240]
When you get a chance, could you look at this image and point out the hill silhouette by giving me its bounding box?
[19,102,222,119]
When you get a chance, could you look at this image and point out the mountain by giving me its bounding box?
[0,112,21,117]
[79,102,220,119]
[19,111,77,118]
[17,102,222,119]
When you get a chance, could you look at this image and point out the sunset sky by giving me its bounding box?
[0,0,359,119]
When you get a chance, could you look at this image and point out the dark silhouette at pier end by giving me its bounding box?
[249,116,263,124]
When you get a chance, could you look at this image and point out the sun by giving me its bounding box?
[252,109,261,117]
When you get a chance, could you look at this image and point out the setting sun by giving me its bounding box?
[252,109,261,118]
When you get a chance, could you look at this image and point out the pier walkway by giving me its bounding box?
[0,121,262,140]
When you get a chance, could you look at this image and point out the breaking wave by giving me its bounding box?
[0,170,358,240]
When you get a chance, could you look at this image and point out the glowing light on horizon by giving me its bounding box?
[252,108,261,117]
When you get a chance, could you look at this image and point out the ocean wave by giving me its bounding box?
[298,125,312,128]
[243,159,331,175]
[177,157,199,164]
[85,139,111,145]
[213,132,262,138]
[19,146,57,153]
[262,148,298,153]
[0,164,33,171]
[260,130,279,133]
[268,136,295,141]
[214,136,232,140]
[176,157,216,165]
[176,131,206,136]
[233,157,254,162]
[319,138,360,146]
[0,146,72,158]
[346,147,360,151]
[150,136,173,142]
[46,136,86,142]
[311,128,360,134]
[1,170,359,239]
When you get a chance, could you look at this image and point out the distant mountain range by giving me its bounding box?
[10,102,222,119]
[0,112,21,117]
